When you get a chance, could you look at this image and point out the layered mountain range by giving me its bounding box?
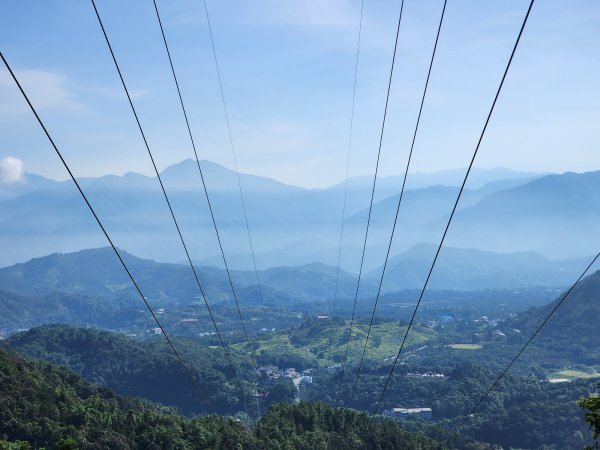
[1,160,598,272]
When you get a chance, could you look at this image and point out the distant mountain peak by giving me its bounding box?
[159,158,305,192]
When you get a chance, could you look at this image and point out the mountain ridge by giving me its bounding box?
[0,162,596,269]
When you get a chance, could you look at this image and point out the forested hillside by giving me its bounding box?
[6,325,242,416]
[503,269,600,368]
[6,319,598,449]
[0,347,445,449]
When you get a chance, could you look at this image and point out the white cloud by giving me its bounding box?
[0,156,25,185]
[0,68,83,115]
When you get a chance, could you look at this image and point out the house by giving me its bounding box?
[284,369,300,378]
[407,372,445,379]
[384,407,432,420]
[298,375,313,385]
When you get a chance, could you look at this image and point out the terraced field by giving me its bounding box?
[238,319,437,367]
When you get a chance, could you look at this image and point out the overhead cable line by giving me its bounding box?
[326,0,365,367]
[89,0,251,416]
[0,51,214,415]
[151,0,266,412]
[201,0,270,336]
[372,0,536,416]
[348,0,448,408]
[335,0,406,408]
[446,247,600,445]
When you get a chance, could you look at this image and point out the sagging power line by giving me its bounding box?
[151,0,266,414]
[201,0,270,337]
[446,245,599,444]
[327,0,365,367]
[335,0,406,408]
[90,0,254,416]
[0,50,214,414]
[372,0,536,416]
[348,0,448,408]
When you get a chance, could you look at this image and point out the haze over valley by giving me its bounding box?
[1,0,600,448]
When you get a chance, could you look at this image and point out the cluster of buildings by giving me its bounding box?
[473,315,497,326]
[407,372,445,379]
[258,365,313,385]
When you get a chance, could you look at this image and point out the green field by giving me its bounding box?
[236,319,437,366]
[549,369,600,379]
[448,343,482,350]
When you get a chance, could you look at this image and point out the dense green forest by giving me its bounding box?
[578,385,600,449]
[0,347,445,449]
[315,363,594,449]
[6,325,247,416]
[502,271,600,369]
[6,322,598,449]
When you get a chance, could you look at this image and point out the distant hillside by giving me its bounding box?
[6,324,238,416]
[0,246,587,338]
[0,245,585,306]
[345,177,543,235]
[0,173,59,200]
[367,243,587,291]
[0,247,226,300]
[236,262,369,300]
[436,170,600,258]
[504,269,600,366]
[0,288,150,334]
[334,167,545,195]
[0,247,356,302]
[346,185,460,235]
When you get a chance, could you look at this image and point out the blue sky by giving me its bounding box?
[0,0,599,188]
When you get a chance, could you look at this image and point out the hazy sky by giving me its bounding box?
[0,0,599,188]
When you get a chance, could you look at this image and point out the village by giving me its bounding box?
[258,365,313,390]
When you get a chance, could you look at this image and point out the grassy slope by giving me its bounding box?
[244,320,436,367]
